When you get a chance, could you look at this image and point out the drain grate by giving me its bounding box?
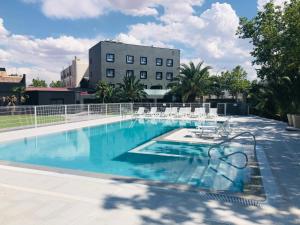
[195,191,263,207]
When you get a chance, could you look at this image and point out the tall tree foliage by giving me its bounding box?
[50,80,64,88]
[237,0,300,117]
[117,75,147,102]
[223,66,250,100]
[169,61,211,102]
[95,80,115,103]
[30,78,47,87]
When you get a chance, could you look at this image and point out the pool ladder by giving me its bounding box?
[207,132,256,170]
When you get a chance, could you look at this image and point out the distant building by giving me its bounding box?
[61,56,89,88]
[88,41,180,92]
[25,87,75,105]
[0,67,26,98]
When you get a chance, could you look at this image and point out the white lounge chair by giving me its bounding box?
[194,118,231,138]
[171,107,178,117]
[146,107,158,117]
[134,107,145,117]
[176,107,188,117]
[185,107,192,117]
[161,107,172,117]
[191,107,206,118]
[208,108,218,118]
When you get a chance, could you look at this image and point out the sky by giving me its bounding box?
[0,0,287,84]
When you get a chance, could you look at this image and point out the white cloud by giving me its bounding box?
[116,2,256,80]
[0,18,98,84]
[22,0,204,19]
[257,0,289,10]
[22,0,159,19]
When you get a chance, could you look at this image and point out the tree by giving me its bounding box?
[169,61,211,102]
[12,86,27,104]
[117,75,147,102]
[31,78,47,87]
[222,66,251,101]
[95,81,115,103]
[237,0,300,117]
[208,75,224,99]
[248,80,278,118]
[50,80,64,88]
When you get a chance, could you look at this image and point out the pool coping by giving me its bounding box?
[0,158,264,207]
[0,116,275,207]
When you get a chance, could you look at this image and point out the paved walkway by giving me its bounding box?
[0,116,299,225]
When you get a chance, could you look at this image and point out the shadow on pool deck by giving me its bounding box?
[101,116,300,225]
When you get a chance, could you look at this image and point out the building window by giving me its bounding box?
[126,70,134,77]
[106,53,115,62]
[156,58,163,66]
[106,69,115,78]
[140,57,147,65]
[166,59,173,67]
[166,72,173,81]
[140,71,147,79]
[126,55,134,64]
[156,72,163,80]
[90,72,92,77]
[89,58,92,65]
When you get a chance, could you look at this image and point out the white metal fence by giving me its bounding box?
[0,103,132,132]
[0,102,248,132]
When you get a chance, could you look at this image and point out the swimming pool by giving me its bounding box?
[0,119,248,192]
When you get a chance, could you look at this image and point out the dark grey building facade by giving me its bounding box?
[25,88,76,105]
[88,41,180,89]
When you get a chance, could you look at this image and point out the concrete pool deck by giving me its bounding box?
[0,116,299,224]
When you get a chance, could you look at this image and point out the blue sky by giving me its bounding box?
[0,0,283,83]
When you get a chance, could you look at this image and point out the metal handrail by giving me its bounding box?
[208,132,256,158]
[207,132,256,169]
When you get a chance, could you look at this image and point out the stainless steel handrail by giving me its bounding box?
[207,132,256,169]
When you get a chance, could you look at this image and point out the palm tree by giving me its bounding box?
[169,61,211,102]
[95,81,114,103]
[118,75,147,102]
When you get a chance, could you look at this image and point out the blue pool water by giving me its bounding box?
[0,119,248,192]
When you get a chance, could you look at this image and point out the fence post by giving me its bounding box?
[87,104,90,118]
[34,106,37,128]
[105,104,108,117]
[64,105,67,123]
[225,103,227,116]
[120,104,122,117]
[131,103,133,114]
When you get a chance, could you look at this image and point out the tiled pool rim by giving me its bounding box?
[0,117,276,207]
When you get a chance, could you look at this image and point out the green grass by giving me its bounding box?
[0,115,65,130]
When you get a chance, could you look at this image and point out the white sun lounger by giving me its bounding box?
[194,118,231,138]
[176,107,188,117]
[134,107,145,117]
[171,107,178,116]
[190,107,206,118]
[207,108,218,118]
[161,107,172,117]
[146,107,159,117]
